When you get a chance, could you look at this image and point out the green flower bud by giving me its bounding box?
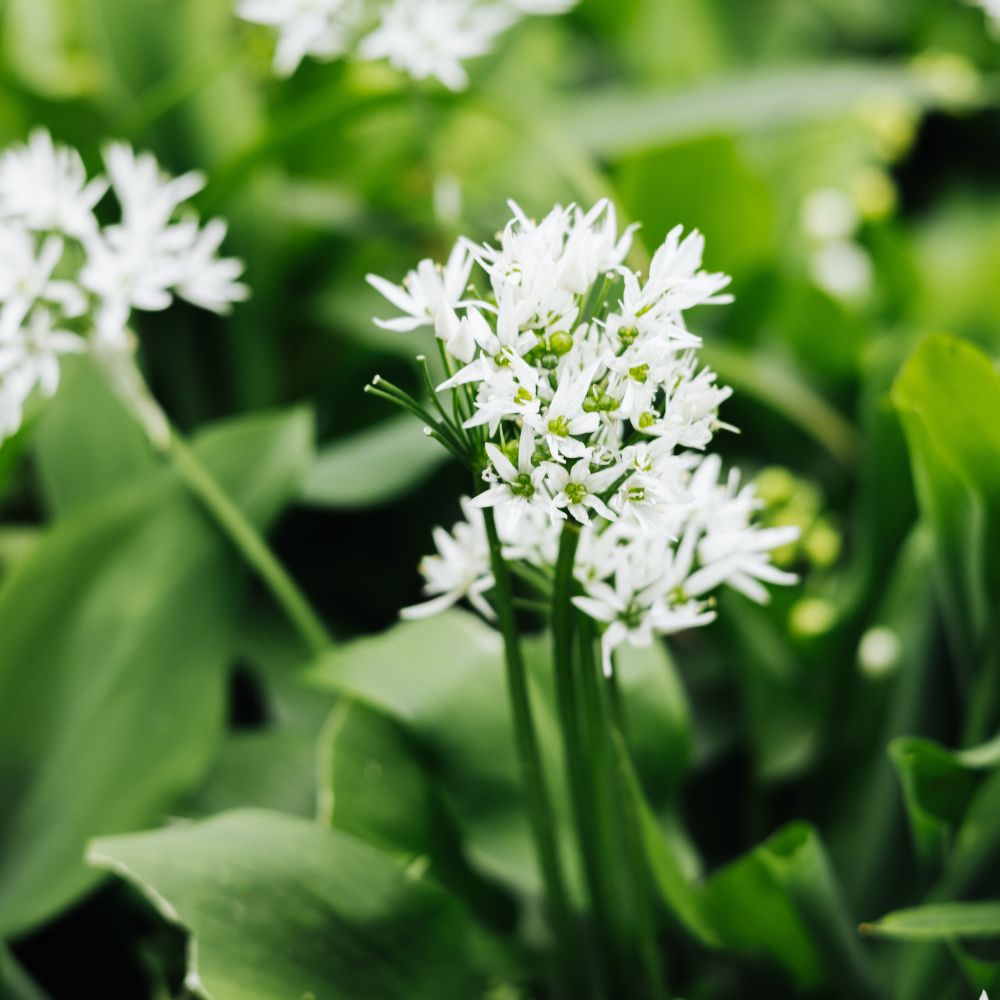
[549,330,573,355]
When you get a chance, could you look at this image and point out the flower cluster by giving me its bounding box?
[237,0,577,87]
[368,200,799,673]
[0,130,247,442]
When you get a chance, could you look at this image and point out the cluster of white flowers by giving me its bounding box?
[0,130,247,443]
[369,200,799,672]
[237,0,577,88]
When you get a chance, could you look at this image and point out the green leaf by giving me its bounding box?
[309,611,692,900]
[892,335,1000,666]
[34,355,156,517]
[617,135,775,275]
[557,62,980,158]
[88,810,491,1000]
[0,409,311,936]
[861,901,1000,941]
[318,700,516,929]
[309,610,558,896]
[302,415,447,509]
[700,823,879,995]
[185,726,319,819]
[620,734,879,994]
[889,735,997,867]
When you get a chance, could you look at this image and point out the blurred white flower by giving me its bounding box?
[359,0,512,90]
[0,130,246,441]
[809,240,873,302]
[372,199,799,656]
[238,0,578,86]
[237,0,365,75]
[367,240,473,332]
[402,497,494,619]
[800,188,858,242]
[0,309,85,437]
[0,129,106,239]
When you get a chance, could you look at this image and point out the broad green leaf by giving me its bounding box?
[621,730,879,994]
[829,528,940,916]
[187,610,332,820]
[0,527,40,580]
[862,901,1000,941]
[892,335,1000,667]
[185,726,319,819]
[610,730,717,947]
[617,136,775,275]
[34,355,156,517]
[319,700,517,930]
[700,823,880,996]
[889,733,1000,867]
[309,611,691,899]
[0,409,311,936]
[613,640,692,803]
[302,415,447,509]
[556,62,979,157]
[88,810,491,1000]
[894,768,1000,1000]
[309,610,559,896]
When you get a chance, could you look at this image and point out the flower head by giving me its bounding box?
[370,199,798,662]
[0,130,246,442]
[238,0,579,87]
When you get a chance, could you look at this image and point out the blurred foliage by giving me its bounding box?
[1,0,1000,996]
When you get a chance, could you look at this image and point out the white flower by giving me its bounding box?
[0,131,246,441]
[546,455,619,524]
[237,0,364,76]
[473,424,555,532]
[0,309,85,438]
[526,361,600,461]
[175,219,252,314]
[359,0,513,91]
[379,199,799,651]
[682,457,800,604]
[238,0,579,83]
[0,228,82,340]
[368,240,473,333]
[402,497,494,619]
[0,129,106,239]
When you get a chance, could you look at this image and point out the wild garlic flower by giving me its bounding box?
[237,0,578,87]
[369,200,798,671]
[0,129,247,443]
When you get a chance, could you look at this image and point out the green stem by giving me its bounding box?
[482,509,576,994]
[605,657,668,1000]
[168,431,332,657]
[552,523,612,995]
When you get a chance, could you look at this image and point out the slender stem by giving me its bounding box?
[97,346,333,657]
[604,655,668,1000]
[482,509,576,995]
[577,619,632,991]
[167,431,333,656]
[553,523,614,997]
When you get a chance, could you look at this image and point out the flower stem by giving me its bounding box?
[167,430,332,657]
[99,346,333,657]
[552,523,615,992]
[604,657,668,1000]
[482,508,576,995]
